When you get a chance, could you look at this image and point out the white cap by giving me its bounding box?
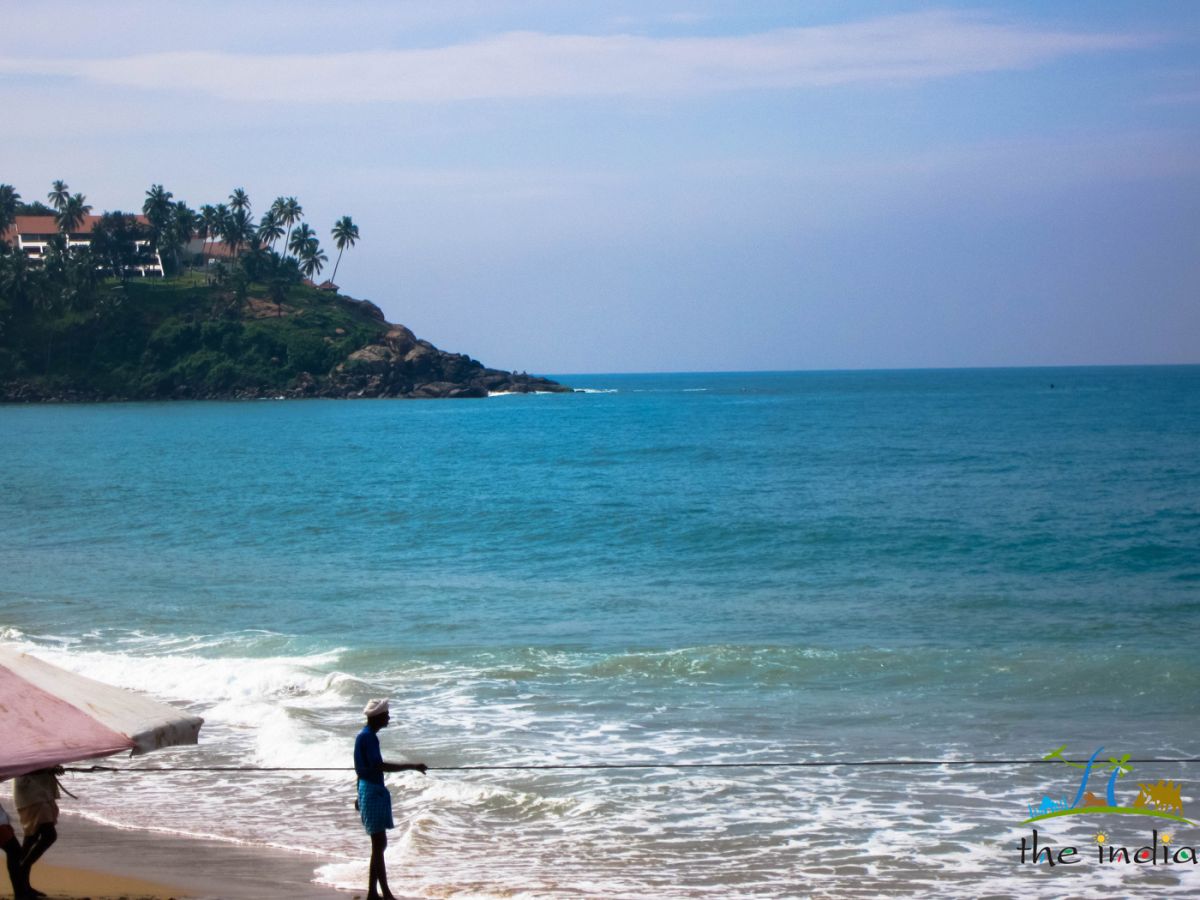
[363,698,390,717]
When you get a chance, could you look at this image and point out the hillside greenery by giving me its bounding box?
[1,180,383,398]
[0,266,389,398]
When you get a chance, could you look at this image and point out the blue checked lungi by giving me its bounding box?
[357,780,394,835]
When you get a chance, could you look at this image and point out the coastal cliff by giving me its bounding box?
[0,277,569,402]
[317,299,565,400]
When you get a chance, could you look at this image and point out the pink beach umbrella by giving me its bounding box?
[0,646,203,780]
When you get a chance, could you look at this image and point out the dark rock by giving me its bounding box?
[384,326,417,354]
[346,344,395,374]
[410,381,460,398]
[340,297,386,321]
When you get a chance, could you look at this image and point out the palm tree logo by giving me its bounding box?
[1023,746,1192,825]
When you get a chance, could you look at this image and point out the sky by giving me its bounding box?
[3,1,1198,374]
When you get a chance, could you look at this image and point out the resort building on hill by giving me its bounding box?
[1,215,164,277]
[185,236,238,266]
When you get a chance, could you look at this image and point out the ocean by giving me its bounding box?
[1,367,1197,898]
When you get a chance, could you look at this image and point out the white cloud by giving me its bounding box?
[0,12,1154,105]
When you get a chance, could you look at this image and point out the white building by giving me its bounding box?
[2,214,164,277]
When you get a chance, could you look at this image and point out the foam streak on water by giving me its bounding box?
[2,368,1199,897]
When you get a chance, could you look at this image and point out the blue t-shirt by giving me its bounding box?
[354,726,384,785]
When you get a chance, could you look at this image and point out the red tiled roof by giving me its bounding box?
[13,215,77,234]
[2,214,162,249]
[184,235,243,260]
[5,214,153,241]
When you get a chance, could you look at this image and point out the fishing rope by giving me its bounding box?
[62,757,1200,774]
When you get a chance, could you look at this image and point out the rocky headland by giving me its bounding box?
[0,283,570,403]
[293,299,567,401]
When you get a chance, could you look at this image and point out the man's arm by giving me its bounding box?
[381,762,427,774]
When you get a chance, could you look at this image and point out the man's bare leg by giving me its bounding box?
[2,824,31,899]
[368,831,397,900]
[20,824,56,898]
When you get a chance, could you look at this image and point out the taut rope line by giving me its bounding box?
[62,757,1200,774]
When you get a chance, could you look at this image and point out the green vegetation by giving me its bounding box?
[0,267,388,399]
[1,181,380,399]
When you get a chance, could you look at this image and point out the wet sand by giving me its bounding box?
[20,813,347,899]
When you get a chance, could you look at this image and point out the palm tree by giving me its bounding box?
[299,244,328,281]
[257,210,284,252]
[90,211,142,282]
[266,253,302,317]
[196,205,215,263]
[1066,748,1105,811]
[41,233,71,286]
[223,207,255,260]
[268,197,286,248]
[142,184,175,254]
[201,204,224,260]
[1102,754,1133,808]
[213,203,231,258]
[0,242,42,318]
[167,201,197,272]
[239,237,272,282]
[229,188,251,215]
[0,184,21,236]
[47,180,70,212]
[57,193,91,235]
[279,197,303,258]
[287,222,317,260]
[143,184,173,216]
[57,240,101,314]
[329,216,359,285]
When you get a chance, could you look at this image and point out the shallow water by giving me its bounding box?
[2,367,1198,896]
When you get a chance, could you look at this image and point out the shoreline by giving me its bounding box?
[27,813,345,899]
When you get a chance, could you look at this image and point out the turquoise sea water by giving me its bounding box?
[2,367,1198,897]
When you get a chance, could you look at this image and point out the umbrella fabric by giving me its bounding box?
[0,647,203,780]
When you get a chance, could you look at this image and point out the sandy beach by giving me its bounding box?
[14,814,345,899]
[13,863,181,899]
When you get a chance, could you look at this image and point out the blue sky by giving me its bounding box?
[3,1,1198,373]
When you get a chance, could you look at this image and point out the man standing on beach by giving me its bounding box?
[12,766,62,900]
[0,797,31,899]
[355,698,426,900]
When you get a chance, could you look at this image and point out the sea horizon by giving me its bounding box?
[549,362,1200,378]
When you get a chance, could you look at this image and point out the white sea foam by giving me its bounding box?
[30,646,344,705]
[4,632,1194,898]
[311,859,365,891]
[488,389,576,396]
